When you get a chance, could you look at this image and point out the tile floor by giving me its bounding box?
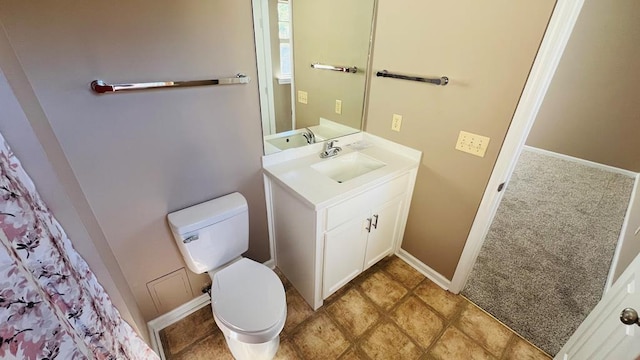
[159,256,551,360]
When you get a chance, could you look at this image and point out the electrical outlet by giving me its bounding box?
[455,131,490,157]
[392,114,402,132]
[297,90,308,104]
[335,100,342,114]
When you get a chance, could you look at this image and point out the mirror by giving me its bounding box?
[253,0,377,154]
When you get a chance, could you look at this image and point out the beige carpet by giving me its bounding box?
[462,148,635,355]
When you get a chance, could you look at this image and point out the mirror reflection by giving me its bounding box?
[255,0,377,154]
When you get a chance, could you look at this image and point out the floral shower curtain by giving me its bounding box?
[0,132,158,359]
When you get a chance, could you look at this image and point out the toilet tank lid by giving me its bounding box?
[167,192,247,235]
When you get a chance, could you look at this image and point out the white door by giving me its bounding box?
[556,252,640,359]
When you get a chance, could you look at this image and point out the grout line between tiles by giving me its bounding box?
[355,273,445,358]
[498,333,519,360]
[421,292,468,357]
[460,294,553,358]
[448,300,511,359]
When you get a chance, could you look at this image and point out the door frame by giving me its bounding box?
[449,0,586,293]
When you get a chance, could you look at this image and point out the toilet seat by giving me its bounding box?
[210,258,286,344]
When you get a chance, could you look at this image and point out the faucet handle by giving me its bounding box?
[324,140,340,151]
[320,140,342,158]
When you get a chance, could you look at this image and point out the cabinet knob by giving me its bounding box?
[366,218,372,232]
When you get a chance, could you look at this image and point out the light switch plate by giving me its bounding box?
[455,131,490,157]
[297,90,308,104]
[335,100,342,114]
[392,114,402,132]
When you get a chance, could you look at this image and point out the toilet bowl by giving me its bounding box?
[210,258,286,359]
[167,192,286,359]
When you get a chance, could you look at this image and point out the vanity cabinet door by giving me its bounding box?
[363,197,404,270]
[322,212,369,298]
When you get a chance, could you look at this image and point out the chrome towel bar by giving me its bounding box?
[310,63,358,74]
[90,73,250,94]
[376,70,448,86]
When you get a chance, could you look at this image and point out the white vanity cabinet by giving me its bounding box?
[262,133,421,310]
[322,174,408,298]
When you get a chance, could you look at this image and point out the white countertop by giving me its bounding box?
[262,132,422,210]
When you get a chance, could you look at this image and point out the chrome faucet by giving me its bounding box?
[302,128,316,144]
[320,140,342,158]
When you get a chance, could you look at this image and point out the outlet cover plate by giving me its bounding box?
[392,114,402,132]
[297,90,308,104]
[335,99,342,114]
[455,131,490,157]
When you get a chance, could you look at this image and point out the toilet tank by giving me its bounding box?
[167,192,249,274]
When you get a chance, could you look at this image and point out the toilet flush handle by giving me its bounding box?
[183,234,199,244]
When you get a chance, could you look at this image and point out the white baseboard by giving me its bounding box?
[147,293,211,359]
[147,257,276,358]
[395,249,451,291]
[264,258,275,269]
[523,145,638,178]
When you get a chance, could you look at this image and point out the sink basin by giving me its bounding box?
[267,133,310,150]
[311,152,386,183]
[266,131,325,151]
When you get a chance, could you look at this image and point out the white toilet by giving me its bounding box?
[167,192,286,360]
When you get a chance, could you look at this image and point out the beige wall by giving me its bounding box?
[293,0,375,129]
[274,82,292,133]
[0,43,147,339]
[526,0,640,172]
[0,1,268,320]
[365,0,555,279]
